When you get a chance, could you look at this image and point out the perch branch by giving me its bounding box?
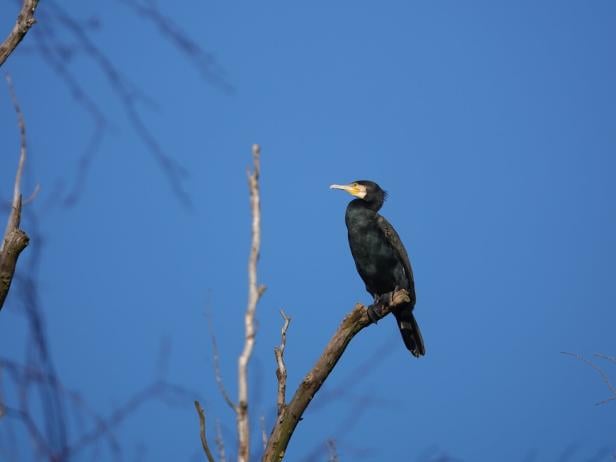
[262,289,411,462]
[237,144,265,462]
[263,290,409,462]
[274,310,291,415]
[1,75,30,310]
[0,0,40,67]
[194,400,216,462]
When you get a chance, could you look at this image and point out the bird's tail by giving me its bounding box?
[393,307,425,357]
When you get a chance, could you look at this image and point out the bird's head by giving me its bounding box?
[329,180,387,209]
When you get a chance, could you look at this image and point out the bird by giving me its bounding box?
[330,180,425,357]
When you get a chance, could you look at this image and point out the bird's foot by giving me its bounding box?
[367,302,388,324]
[368,291,400,323]
[381,292,394,305]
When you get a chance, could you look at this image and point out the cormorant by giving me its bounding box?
[330,180,425,357]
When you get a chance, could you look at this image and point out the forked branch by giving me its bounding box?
[262,289,411,461]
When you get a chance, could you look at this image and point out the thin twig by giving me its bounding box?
[22,184,41,206]
[260,414,267,451]
[0,75,30,310]
[206,312,236,411]
[237,144,265,462]
[263,289,411,462]
[194,401,216,462]
[48,0,192,207]
[562,352,616,405]
[117,0,232,93]
[327,439,339,462]
[595,353,616,365]
[1,353,200,460]
[214,419,227,462]
[274,310,291,415]
[62,381,199,458]
[212,335,237,411]
[6,76,26,226]
[0,0,40,67]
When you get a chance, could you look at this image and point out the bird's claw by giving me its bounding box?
[368,290,400,323]
[367,304,381,324]
[368,295,383,323]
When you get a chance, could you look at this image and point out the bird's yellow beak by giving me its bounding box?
[329,183,367,199]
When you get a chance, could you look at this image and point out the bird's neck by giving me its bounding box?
[349,197,383,212]
[345,200,381,230]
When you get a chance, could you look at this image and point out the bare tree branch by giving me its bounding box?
[237,144,265,462]
[207,313,236,412]
[214,419,227,462]
[62,381,196,459]
[260,414,267,451]
[45,0,192,207]
[262,289,411,462]
[274,310,291,416]
[213,335,237,412]
[0,0,40,67]
[117,0,233,93]
[1,75,30,310]
[595,353,616,365]
[1,353,199,461]
[194,400,216,462]
[327,439,339,462]
[562,352,616,405]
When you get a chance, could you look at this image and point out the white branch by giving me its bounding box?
[237,144,265,462]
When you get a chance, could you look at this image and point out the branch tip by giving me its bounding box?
[1,74,30,310]
[194,400,216,462]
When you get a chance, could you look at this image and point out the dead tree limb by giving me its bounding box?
[1,75,30,310]
[275,310,291,416]
[214,419,227,462]
[562,351,616,405]
[0,0,40,67]
[327,439,339,462]
[262,289,411,462]
[211,333,236,412]
[194,400,216,462]
[205,302,236,412]
[237,144,265,462]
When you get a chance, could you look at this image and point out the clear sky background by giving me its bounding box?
[1,1,615,461]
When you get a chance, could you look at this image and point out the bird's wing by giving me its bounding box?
[376,215,415,296]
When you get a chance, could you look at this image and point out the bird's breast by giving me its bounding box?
[347,223,399,289]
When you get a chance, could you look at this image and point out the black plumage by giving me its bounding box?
[330,180,425,357]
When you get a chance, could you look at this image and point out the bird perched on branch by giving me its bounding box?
[330,180,425,357]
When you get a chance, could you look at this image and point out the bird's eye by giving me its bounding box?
[352,182,358,187]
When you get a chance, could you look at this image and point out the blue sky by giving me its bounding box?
[1,1,615,460]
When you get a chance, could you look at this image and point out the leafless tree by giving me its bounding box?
[194,145,414,462]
